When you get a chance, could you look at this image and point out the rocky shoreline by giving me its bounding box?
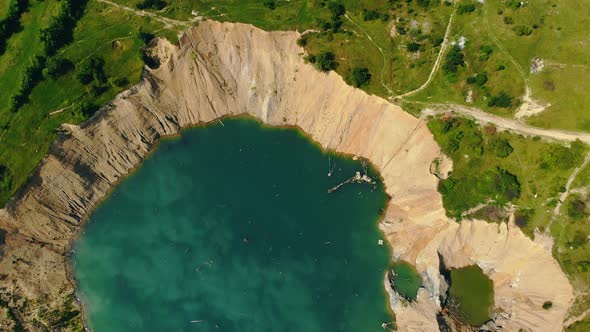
[0,21,573,331]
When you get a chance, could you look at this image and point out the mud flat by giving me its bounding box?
[0,21,573,330]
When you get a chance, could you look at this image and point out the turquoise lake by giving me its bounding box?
[73,118,392,332]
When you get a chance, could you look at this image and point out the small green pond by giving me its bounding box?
[389,262,422,300]
[448,265,494,326]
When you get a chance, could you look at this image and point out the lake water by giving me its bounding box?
[73,118,393,332]
[389,261,422,301]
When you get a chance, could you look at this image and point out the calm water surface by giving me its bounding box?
[74,118,392,332]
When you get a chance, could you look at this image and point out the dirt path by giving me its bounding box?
[395,3,455,99]
[549,152,590,229]
[421,104,590,145]
[343,14,393,95]
[565,308,590,328]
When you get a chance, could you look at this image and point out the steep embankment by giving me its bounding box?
[0,21,572,330]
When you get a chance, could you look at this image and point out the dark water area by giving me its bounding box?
[73,118,393,332]
[389,261,422,301]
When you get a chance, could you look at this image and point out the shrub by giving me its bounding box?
[396,26,407,35]
[542,301,553,310]
[480,45,493,55]
[315,51,337,72]
[0,165,12,193]
[304,54,316,63]
[112,77,130,87]
[136,0,167,10]
[296,36,308,47]
[407,42,420,52]
[567,198,587,220]
[327,2,345,20]
[474,72,488,86]
[513,25,533,36]
[457,3,476,14]
[43,58,74,79]
[503,16,514,24]
[488,92,513,108]
[40,0,89,56]
[0,0,30,55]
[363,9,380,21]
[443,46,465,74]
[138,29,155,44]
[70,100,98,118]
[263,0,276,10]
[490,138,513,158]
[347,67,371,87]
[76,56,107,85]
[496,64,506,71]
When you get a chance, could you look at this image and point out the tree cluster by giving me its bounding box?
[347,67,371,87]
[443,46,465,74]
[487,92,513,108]
[136,0,167,10]
[40,0,89,56]
[0,0,29,56]
[9,55,45,112]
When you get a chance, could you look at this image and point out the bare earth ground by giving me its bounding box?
[0,21,573,331]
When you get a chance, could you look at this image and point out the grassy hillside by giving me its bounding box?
[0,0,172,204]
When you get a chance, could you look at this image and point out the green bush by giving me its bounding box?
[503,16,514,24]
[347,67,371,87]
[362,9,380,21]
[474,72,488,86]
[567,198,587,220]
[315,51,337,72]
[444,46,465,74]
[488,92,513,108]
[513,25,533,36]
[457,3,476,14]
[542,301,553,310]
[0,0,30,56]
[407,42,421,52]
[43,58,74,80]
[136,0,167,10]
[76,56,107,85]
[490,138,513,158]
[0,165,12,193]
[263,0,276,10]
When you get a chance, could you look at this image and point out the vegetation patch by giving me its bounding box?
[428,115,587,232]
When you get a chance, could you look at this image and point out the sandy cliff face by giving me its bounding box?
[0,21,573,331]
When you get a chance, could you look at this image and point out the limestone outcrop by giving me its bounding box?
[0,21,572,331]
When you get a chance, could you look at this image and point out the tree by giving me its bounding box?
[513,25,533,36]
[327,2,345,20]
[474,72,488,86]
[348,67,371,87]
[136,0,167,10]
[263,0,276,10]
[138,29,155,44]
[363,9,380,21]
[457,4,476,14]
[443,46,465,74]
[76,56,107,85]
[567,198,587,219]
[407,42,420,52]
[488,92,513,108]
[43,58,74,79]
[315,51,337,72]
[490,138,513,158]
[0,164,12,193]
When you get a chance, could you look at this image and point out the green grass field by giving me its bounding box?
[0,0,175,204]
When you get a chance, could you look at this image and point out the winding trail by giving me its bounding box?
[421,104,590,145]
[343,14,393,95]
[395,3,456,99]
